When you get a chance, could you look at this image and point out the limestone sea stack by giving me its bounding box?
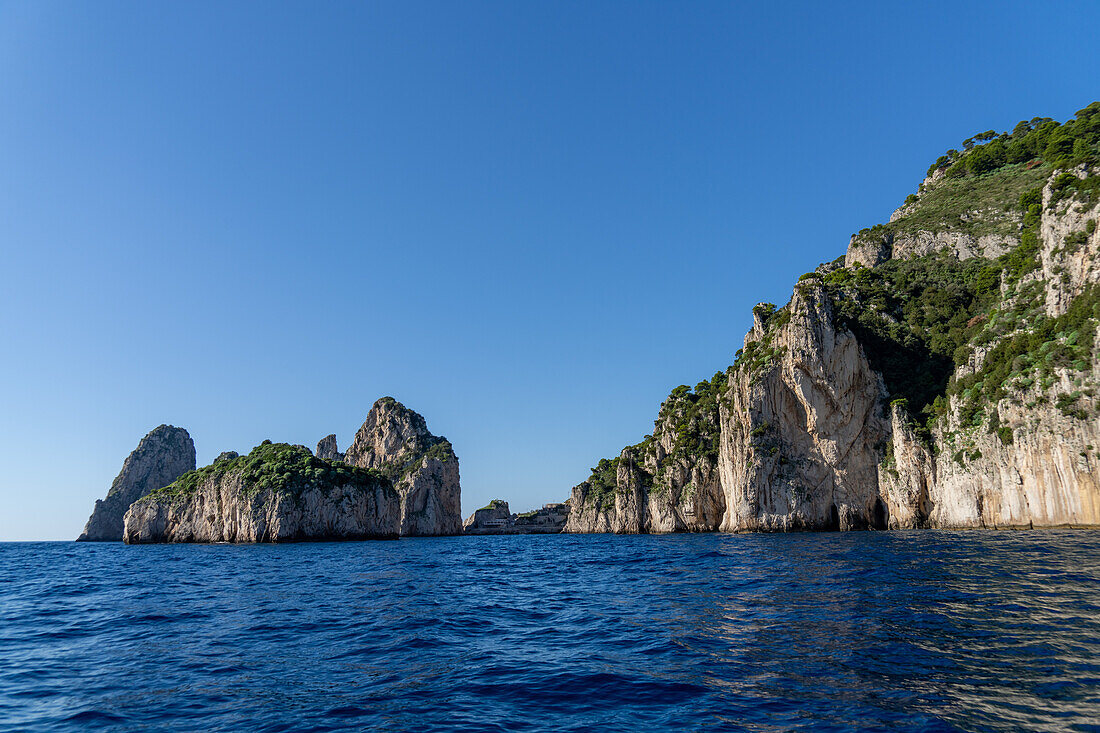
[122,442,399,543]
[77,425,196,541]
[343,397,462,536]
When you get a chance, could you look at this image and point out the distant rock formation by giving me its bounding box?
[315,434,343,462]
[463,499,570,534]
[343,397,462,536]
[77,425,195,542]
[463,499,512,532]
[123,442,399,543]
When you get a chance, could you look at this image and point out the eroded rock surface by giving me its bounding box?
[343,397,461,536]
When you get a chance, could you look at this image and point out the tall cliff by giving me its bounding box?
[566,102,1100,533]
[77,425,196,541]
[123,442,399,543]
[342,397,462,536]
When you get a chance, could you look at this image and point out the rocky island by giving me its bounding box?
[76,105,1100,541]
[565,103,1100,533]
[123,442,399,543]
[76,397,461,543]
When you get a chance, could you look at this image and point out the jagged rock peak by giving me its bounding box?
[343,397,438,469]
[315,434,343,462]
[77,425,196,542]
[343,397,462,536]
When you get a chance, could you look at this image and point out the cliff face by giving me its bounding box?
[567,104,1100,533]
[77,425,196,541]
[565,377,725,534]
[565,282,892,534]
[123,442,399,543]
[343,397,461,536]
[881,168,1100,528]
[716,282,891,532]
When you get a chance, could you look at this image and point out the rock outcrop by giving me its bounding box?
[846,229,1016,269]
[566,103,1100,533]
[77,425,196,541]
[315,434,343,462]
[463,499,512,532]
[343,397,462,536]
[566,376,726,533]
[123,442,399,543]
[566,283,892,533]
[464,500,570,534]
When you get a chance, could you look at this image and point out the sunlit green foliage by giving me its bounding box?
[824,253,1002,430]
[144,442,392,503]
[927,103,1100,178]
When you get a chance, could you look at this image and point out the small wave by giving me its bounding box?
[63,710,126,723]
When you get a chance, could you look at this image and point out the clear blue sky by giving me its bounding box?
[1,1,1097,540]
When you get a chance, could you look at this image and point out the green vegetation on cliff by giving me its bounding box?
[892,163,1050,238]
[848,103,1099,245]
[581,457,620,511]
[376,437,455,484]
[824,252,995,429]
[822,179,1057,430]
[144,442,392,503]
[951,284,1100,425]
[658,374,726,462]
[574,375,726,508]
[927,103,1100,179]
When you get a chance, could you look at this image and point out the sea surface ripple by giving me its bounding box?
[2,531,1100,731]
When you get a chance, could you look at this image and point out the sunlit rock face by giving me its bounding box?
[343,397,462,536]
[77,425,196,542]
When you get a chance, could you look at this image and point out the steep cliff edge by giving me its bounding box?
[343,397,461,536]
[123,442,399,543]
[567,102,1100,533]
[77,425,196,541]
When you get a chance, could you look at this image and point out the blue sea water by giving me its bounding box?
[1,532,1099,732]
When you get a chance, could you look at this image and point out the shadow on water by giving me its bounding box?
[1,531,1099,731]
